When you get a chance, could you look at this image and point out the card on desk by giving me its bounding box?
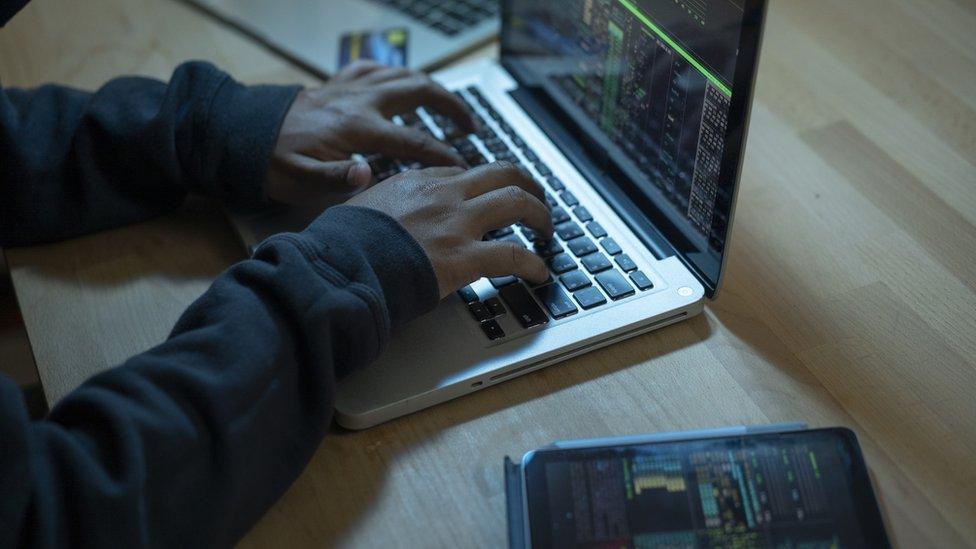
[339,28,408,68]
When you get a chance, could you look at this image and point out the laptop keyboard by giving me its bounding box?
[366,0,498,36]
[368,86,656,342]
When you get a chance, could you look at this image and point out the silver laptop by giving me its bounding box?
[229,0,768,429]
[183,0,499,76]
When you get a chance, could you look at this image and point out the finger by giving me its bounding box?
[471,240,550,284]
[375,75,476,133]
[381,165,465,188]
[464,186,554,240]
[360,118,467,167]
[334,60,384,81]
[417,166,467,178]
[362,66,414,85]
[452,161,547,203]
[282,155,373,189]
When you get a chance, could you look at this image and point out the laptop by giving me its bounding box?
[182,0,500,76]
[230,0,768,429]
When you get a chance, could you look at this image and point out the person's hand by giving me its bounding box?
[267,61,476,205]
[347,162,554,298]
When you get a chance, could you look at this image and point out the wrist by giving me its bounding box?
[200,67,302,206]
[297,206,441,331]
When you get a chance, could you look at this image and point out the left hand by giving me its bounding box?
[266,61,476,205]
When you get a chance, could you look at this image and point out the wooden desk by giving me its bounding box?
[2,0,975,546]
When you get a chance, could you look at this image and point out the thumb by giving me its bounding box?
[311,159,373,189]
[268,155,374,205]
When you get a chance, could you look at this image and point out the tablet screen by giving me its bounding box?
[524,429,888,548]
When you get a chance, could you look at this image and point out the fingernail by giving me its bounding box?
[347,162,373,187]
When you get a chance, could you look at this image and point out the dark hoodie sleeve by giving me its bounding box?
[0,205,441,547]
[0,60,301,247]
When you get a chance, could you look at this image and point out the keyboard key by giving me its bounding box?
[546,176,565,191]
[480,319,505,341]
[601,237,622,256]
[560,270,592,292]
[630,270,655,291]
[472,153,490,166]
[574,286,607,310]
[520,226,541,242]
[548,253,578,274]
[587,221,607,239]
[534,284,578,319]
[536,163,552,177]
[495,234,524,246]
[431,20,461,35]
[556,222,584,241]
[497,119,514,136]
[484,137,506,152]
[560,190,579,207]
[468,301,492,322]
[545,193,558,209]
[573,206,593,223]
[581,253,613,274]
[490,275,519,288]
[534,239,564,258]
[496,150,518,163]
[595,270,636,300]
[485,297,507,317]
[401,110,422,127]
[457,286,479,304]
[476,119,494,139]
[529,274,554,288]
[551,207,571,224]
[615,254,638,272]
[451,135,475,152]
[487,226,514,239]
[567,237,598,257]
[499,284,549,329]
[434,114,463,139]
[466,86,486,104]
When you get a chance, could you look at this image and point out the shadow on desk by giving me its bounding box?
[7,197,246,290]
[0,249,48,418]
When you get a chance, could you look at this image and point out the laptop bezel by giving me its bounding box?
[499,0,769,298]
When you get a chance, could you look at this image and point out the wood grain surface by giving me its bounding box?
[1,0,974,546]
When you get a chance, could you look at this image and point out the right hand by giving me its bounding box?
[346,162,554,299]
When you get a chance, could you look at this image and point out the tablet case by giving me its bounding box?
[503,423,808,548]
[504,456,526,549]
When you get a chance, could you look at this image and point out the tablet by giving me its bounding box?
[521,428,889,548]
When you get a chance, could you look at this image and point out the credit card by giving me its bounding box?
[339,28,408,68]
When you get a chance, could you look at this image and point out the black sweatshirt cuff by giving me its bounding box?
[294,205,440,334]
[203,69,301,206]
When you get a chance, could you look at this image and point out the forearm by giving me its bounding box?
[0,61,300,247]
[0,206,439,547]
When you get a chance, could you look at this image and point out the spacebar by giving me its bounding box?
[499,284,549,329]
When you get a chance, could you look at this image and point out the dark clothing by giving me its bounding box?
[0,0,26,26]
[1,40,438,549]
[0,61,295,245]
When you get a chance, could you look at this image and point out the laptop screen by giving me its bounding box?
[501,0,765,296]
